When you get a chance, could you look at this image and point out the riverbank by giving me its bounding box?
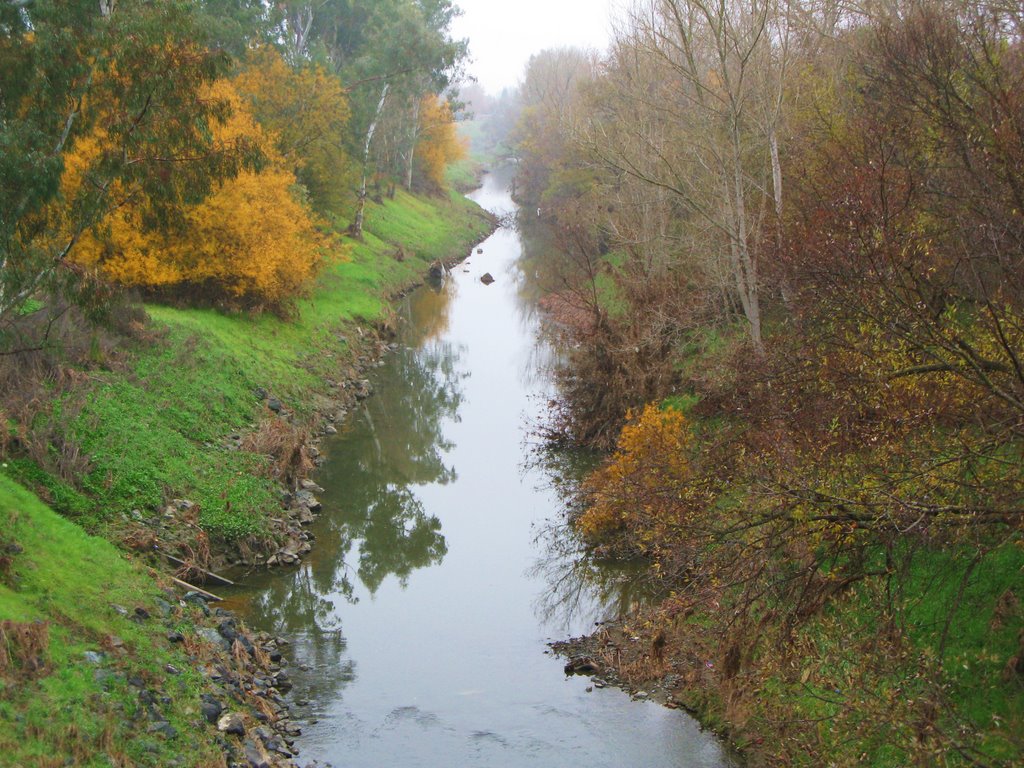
[536,352,1024,767]
[0,188,495,765]
[6,188,493,566]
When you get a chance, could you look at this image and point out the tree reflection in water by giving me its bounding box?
[231,282,466,705]
[525,440,661,632]
[317,300,467,602]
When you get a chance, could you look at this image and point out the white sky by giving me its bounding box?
[451,0,618,94]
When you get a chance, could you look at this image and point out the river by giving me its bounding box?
[223,168,734,768]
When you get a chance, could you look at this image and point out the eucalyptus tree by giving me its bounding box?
[0,0,252,349]
[272,0,467,235]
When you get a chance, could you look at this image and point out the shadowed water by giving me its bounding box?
[224,168,734,768]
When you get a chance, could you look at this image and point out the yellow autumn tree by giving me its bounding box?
[578,404,693,542]
[415,95,466,192]
[69,79,327,313]
[233,46,354,216]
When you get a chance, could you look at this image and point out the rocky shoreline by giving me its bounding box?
[551,617,746,764]
[121,583,313,768]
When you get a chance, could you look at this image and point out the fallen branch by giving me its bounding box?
[155,546,236,588]
[171,576,224,602]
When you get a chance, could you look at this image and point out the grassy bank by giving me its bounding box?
[0,187,493,765]
[0,475,224,766]
[6,188,492,547]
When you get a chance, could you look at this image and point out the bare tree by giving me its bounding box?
[579,0,797,348]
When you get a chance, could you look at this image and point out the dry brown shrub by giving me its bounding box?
[122,528,158,551]
[250,642,270,669]
[252,695,278,723]
[231,638,250,670]
[240,417,312,485]
[0,620,50,680]
[175,530,213,581]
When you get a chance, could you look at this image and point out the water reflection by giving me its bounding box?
[225,167,735,768]
[523,442,661,633]
[318,298,467,597]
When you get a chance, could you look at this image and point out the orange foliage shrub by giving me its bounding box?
[578,404,693,544]
[233,47,353,214]
[415,95,466,191]
[69,79,327,313]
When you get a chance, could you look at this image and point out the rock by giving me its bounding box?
[254,387,269,400]
[300,479,323,493]
[200,696,224,724]
[172,499,196,512]
[273,670,292,693]
[217,619,238,643]
[82,651,105,665]
[476,248,483,254]
[354,380,373,400]
[323,424,338,435]
[153,598,174,618]
[217,712,246,736]
[267,397,283,413]
[148,721,178,740]
[199,627,231,651]
[244,737,273,768]
[480,272,495,285]
[295,490,321,512]
[109,604,129,617]
[133,606,150,621]
[428,260,444,279]
[165,664,181,675]
[307,446,320,459]
[564,656,600,675]
[183,590,210,606]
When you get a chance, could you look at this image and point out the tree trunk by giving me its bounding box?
[351,83,390,239]
[405,98,421,191]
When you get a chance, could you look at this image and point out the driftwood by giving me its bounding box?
[155,546,236,588]
[171,576,224,602]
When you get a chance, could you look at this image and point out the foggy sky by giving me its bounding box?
[451,0,617,94]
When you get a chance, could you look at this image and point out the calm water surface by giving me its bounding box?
[224,169,733,768]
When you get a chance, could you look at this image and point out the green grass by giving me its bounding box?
[748,540,1024,766]
[0,475,223,767]
[14,189,492,543]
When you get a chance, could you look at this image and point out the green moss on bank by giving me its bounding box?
[0,476,223,767]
